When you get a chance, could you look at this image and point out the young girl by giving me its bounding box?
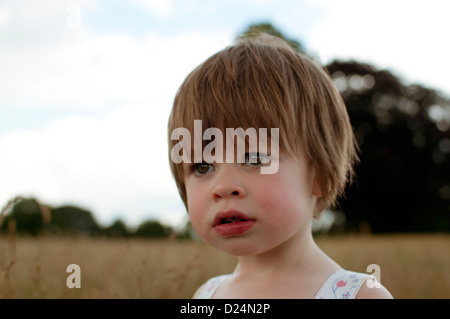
[167,34,393,299]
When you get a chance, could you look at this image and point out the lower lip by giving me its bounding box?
[214,220,256,236]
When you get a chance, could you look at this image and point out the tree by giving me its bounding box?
[327,60,450,232]
[133,220,172,238]
[237,22,306,55]
[49,205,101,236]
[0,197,50,236]
[103,219,131,238]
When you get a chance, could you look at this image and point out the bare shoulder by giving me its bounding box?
[356,281,393,299]
[192,282,207,299]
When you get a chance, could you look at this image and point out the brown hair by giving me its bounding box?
[168,34,358,216]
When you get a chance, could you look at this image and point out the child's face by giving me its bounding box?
[183,147,320,256]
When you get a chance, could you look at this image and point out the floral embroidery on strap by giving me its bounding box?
[315,269,369,299]
[197,270,369,299]
[331,273,364,299]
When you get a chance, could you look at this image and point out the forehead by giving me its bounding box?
[171,42,298,136]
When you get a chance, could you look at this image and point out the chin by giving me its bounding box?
[213,240,268,257]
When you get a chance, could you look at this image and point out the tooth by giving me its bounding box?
[221,216,247,224]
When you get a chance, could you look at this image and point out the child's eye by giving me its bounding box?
[244,153,271,167]
[192,162,214,175]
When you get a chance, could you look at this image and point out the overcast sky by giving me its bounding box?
[1,0,449,228]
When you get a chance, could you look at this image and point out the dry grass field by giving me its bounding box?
[0,234,449,299]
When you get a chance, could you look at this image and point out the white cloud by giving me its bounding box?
[130,0,174,16]
[0,0,232,111]
[0,6,12,26]
[0,0,99,48]
[0,103,186,226]
[0,30,229,110]
[307,0,450,94]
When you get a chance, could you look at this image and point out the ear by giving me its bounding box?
[312,177,323,198]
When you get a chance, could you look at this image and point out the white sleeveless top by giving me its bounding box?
[195,269,370,299]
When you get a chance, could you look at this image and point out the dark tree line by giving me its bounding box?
[0,197,190,239]
[327,60,450,233]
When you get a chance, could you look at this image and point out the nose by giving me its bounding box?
[211,165,246,201]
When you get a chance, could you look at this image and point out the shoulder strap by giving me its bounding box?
[195,274,230,299]
[314,269,369,299]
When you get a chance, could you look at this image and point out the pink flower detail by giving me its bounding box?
[336,280,346,288]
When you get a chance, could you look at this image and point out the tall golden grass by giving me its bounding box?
[0,234,449,298]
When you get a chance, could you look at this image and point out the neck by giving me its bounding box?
[233,229,329,279]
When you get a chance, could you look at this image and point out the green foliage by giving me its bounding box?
[237,22,306,54]
[326,60,450,233]
[1,197,44,236]
[103,219,130,238]
[0,197,178,238]
[133,219,172,238]
[49,205,101,236]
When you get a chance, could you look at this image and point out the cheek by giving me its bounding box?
[186,184,208,230]
[254,177,312,228]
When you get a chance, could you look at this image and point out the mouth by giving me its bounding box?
[213,210,256,236]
